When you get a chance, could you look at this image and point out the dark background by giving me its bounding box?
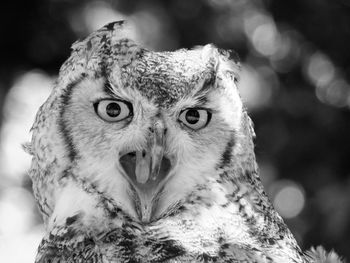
[0,0,349,261]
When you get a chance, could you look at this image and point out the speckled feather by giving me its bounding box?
[27,21,344,263]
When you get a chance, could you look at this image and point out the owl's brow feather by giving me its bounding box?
[103,81,116,97]
[189,70,216,106]
[102,80,126,100]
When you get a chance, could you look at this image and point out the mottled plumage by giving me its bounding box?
[27,21,343,262]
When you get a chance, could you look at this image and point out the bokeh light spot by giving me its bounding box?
[239,64,279,110]
[273,181,305,219]
[270,31,301,73]
[325,80,350,107]
[251,23,278,56]
[0,70,52,181]
[306,52,335,88]
[0,188,36,235]
[244,11,279,57]
[305,51,350,107]
[0,187,44,263]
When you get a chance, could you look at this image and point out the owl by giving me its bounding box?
[26,21,343,262]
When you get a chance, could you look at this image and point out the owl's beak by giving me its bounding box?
[119,119,171,222]
[135,119,166,184]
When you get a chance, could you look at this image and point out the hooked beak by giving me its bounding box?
[135,120,166,184]
[119,119,172,222]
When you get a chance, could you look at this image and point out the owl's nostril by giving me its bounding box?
[148,127,167,135]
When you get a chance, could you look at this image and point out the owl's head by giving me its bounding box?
[31,21,248,224]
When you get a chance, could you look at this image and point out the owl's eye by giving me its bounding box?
[178,108,212,130]
[94,99,133,122]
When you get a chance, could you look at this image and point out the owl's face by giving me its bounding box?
[58,45,242,223]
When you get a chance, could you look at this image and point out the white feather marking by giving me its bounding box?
[49,183,104,230]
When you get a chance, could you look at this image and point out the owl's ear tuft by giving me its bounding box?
[22,142,33,156]
[201,45,241,84]
[61,20,139,82]
[102,20,126,31]
[216,48,241,83]
[217,48,240,65]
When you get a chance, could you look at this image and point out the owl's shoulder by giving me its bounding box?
[36,235,102,263]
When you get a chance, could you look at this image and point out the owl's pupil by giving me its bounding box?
[185,109,200,124]
[106,103,121,117]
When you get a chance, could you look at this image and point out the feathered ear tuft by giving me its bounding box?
[22,142,33,156]
[305,246,344,263]
[217,48,241,65]
[199,45,241,80]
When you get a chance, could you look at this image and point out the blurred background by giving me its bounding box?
[0,0,349,262]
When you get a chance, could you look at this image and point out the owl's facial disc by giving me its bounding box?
[119,119,172,222]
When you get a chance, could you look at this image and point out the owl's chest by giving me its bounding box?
[98,238,266,263]
[96,222,259,263]
[98,228,187,262]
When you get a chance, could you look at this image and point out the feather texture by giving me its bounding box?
[305,246,344,263]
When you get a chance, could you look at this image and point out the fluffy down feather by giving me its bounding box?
[305,246,344,263]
